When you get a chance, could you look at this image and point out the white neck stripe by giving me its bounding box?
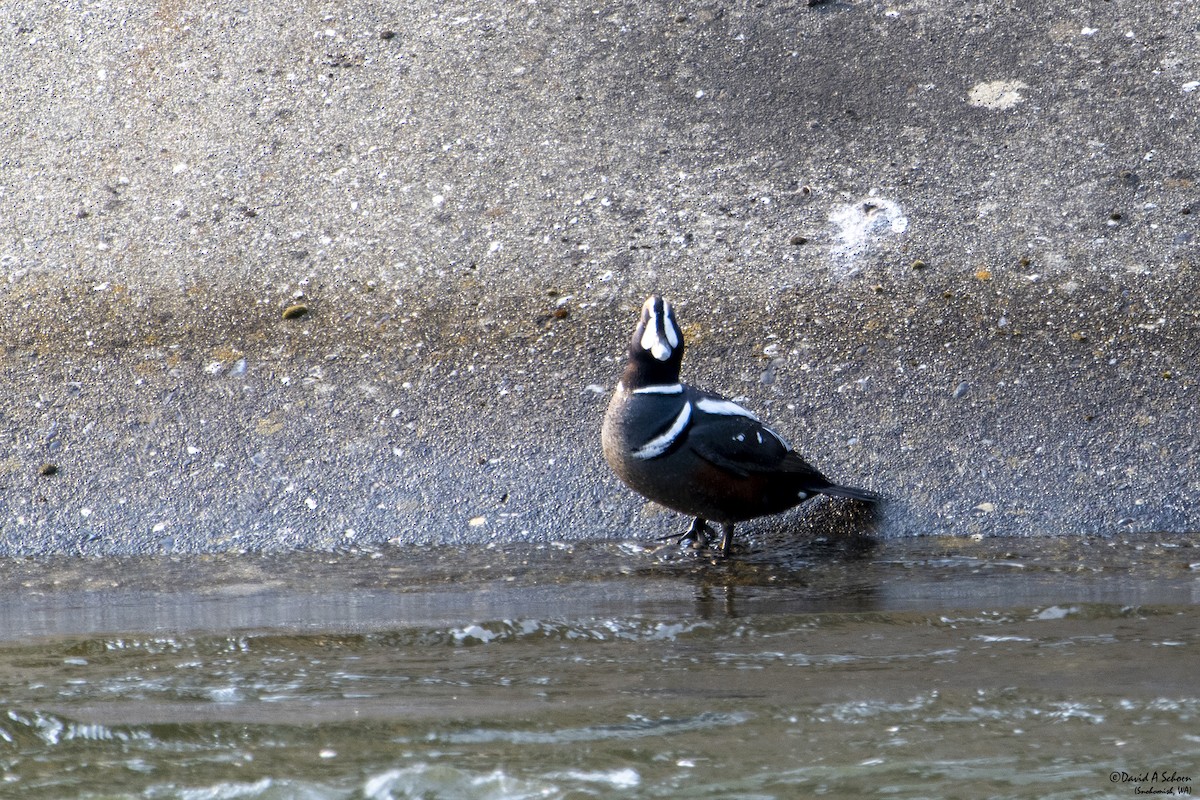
[632,383,684,395]
[631,401,692,460]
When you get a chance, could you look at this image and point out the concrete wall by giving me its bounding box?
[1,0,1197,554]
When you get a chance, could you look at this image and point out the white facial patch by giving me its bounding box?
[632,401,692,460]
[639,300,681,362]
[662,302,680,347]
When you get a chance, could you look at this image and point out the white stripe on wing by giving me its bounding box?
[695,397,793,451]
[695,397,759,421]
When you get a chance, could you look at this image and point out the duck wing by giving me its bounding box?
[685,393,798,478]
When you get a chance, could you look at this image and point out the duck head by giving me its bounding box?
[621,295,685,390]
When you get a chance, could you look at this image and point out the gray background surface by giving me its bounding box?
[1,0,1197,554]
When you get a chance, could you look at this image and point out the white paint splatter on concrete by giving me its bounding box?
[828,196,909,272]
[967,80,1029,110]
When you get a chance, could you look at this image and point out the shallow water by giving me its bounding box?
[1,533,1198,799]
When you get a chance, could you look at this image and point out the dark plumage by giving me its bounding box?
[602,295,878,557]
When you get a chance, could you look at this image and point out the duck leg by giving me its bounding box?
[717,522,736,558]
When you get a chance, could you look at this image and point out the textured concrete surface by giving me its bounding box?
[1,0,1198,554]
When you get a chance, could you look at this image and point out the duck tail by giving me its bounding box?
[820,483,881,503]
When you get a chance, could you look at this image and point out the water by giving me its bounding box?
[1,533,1198,799]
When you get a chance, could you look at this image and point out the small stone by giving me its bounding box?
[911,259,928,270]
[39,463,58,477]
[788,234,808,245]
[282,303,309,320]
[975,268,992,281]
[974,502,996,513]
[952,380,970,399]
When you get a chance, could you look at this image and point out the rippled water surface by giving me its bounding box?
[1,533,1198,798]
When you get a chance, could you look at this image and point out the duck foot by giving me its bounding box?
[657,517,715,550]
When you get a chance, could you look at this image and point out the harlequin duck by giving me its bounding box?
[601,295,879,557]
